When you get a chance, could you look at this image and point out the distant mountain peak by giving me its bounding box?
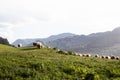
[45,33,76,41]
[112,27,120,32]
[48,33,76,37]
[12,33,77,47]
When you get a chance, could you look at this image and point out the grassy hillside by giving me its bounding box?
[0,44,120,80]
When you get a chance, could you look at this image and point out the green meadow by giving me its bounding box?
[0,44,120,80]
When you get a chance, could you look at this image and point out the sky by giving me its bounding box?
[0,0,120,43]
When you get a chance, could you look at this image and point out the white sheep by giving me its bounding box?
[95,54,99,58]
[86,54,91,57]
[116,56,119,60]
[33,42,37,46]
[105,56,111,59]
[111,56,116,59]
[37,42,43,49]
[18,43,22,48]
[33,42,45,49]
[78,54,82,57]
[101,55,105,59]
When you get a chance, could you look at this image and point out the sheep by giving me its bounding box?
[111,56,116,59]
[101,55,105,59]
[86,54,91,57]
[18,43,22,48]
[33,42,45,49]
[33,42,37,46]
[37,42,43,49]
[105,56,111,59]
[95,54,99,58]
[37,44,42,49]
[116,56,119,60]
[78,54,82,57]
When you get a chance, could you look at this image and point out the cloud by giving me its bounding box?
[0,6,50,43]
[0,22,14,43]
[0,22,13,28]
[0,30,13,43]
[0,0,120,43]
[0,14,49,43]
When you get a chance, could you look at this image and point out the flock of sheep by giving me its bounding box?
[73,53,120,60]
[18,41,45,49]
[17,42,120,60]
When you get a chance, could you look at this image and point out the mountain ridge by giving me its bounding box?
[12,27,120,56]
[47,27,120,56]
[12,33,76,47]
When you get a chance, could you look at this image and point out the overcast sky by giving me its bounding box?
[0,0,120,43]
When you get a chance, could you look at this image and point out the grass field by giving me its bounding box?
[0,44,120,80]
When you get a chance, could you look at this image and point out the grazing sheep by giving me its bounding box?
[116,56,119,60]
[37,44,42,49]
[95,54,99,58]
[111,56,116,59]
[37,42,43,49]
[18,43,22,48]
[78,54,82,57]
[105,56,111,59]
[33,42,37,46]
[33,42,45,49]
[101,55,105,59]
[86,54,91,57]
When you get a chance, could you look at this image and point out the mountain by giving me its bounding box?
[47,27,120,56]
[12,33,76,47]
[12,27,120,56]
[0,37,9,45]
[12,39,36,47]
[46,33,76,41]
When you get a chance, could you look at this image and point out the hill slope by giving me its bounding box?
[0,44,120,80]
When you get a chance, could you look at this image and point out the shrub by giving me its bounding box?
[57,50,66,54]
[53,47,57,50]
[68,51,74,55]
